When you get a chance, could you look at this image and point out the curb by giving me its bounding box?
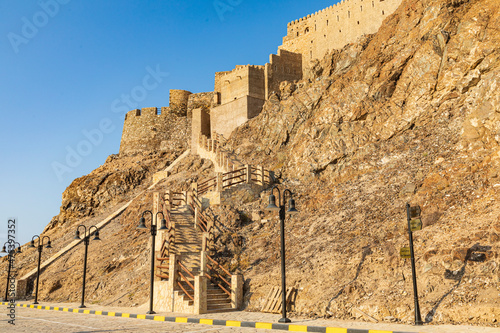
[2,302,419,333]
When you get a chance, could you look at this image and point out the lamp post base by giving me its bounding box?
[79,305,86,308]
[414,320,424,326]
[147,310,156,315]
[278,317,291,323]
[33,302,39,305]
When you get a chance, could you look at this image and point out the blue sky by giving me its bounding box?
[0,0,338,248]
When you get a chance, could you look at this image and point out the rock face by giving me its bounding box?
[46,150,186,231]
[1,0,499,327]
[226,0,500,325]
[231,0,500,180]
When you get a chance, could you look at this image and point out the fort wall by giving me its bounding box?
[265,49,303,98]
[219,65,265,104]
[120,1,404,155]
[187,92,217,118]
[210,96,265,138]
[214,71,232,93]
[119,106,191,156]
[169,89,192,116]
[280,0,402,67]
[191,108,211,154]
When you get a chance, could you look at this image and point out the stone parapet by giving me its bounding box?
[280,0,402,69]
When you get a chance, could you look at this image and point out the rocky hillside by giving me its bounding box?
[1,0,498,327]
[225,0,500,325]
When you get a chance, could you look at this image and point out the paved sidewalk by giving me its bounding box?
[1,301,498,333]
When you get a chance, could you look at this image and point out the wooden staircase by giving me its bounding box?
[155,204,233,313]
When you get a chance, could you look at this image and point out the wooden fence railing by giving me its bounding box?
[156,198,172,281]
[205,254,231,296]
[177,259,195,302]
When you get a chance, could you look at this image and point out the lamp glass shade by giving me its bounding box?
[46,241,52,249]
[137,217,147,230]
[287,199,299,214]
[1,245,6,253]
[158,219,168,231]
[74,230,81,240]
[29,240,35,248]
[16,246,22,254]
[93,230,101,241]
[266,194,280,211]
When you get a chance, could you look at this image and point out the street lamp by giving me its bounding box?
[29,235,52,304]
[137,210,168,314]
[74,225,101,308]
[266,185,298,323]
[1,241,21,302]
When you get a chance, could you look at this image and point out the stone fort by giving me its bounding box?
[119,0,402,156]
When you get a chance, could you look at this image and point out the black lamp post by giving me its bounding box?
[29,235,52,304]
[137,210,168,314]
[266,185,298,323]
[74,225,101,308]
[406,203,423,325]
[2,242,21,302]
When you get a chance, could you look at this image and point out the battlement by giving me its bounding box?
[280,0,402,67]
[219,65,265,77]
[218,65,266,105]
[124,107,166,120]
[287,1,340,27]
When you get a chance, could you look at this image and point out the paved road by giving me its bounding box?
[1,306,268,333]
[1,301,498,333]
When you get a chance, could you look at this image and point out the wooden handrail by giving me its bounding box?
[205,271,231,296]
[206,255,231,277]
[223,168,246,176]
[223,174,245,182]
[156,273,169,279]
[197,216,207,232]
[207,263,230,287]
[177,260,195,279]
[223,179,245,188]
[198,176,216,187]
[177,280,194,301]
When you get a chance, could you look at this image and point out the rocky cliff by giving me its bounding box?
[1,0,499,326]
[225,0,500,325]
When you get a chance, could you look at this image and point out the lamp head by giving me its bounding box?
[265,194,280,211]
[46,241,52,249]
[287,198,299,214]
[93,230,101,241]
[137,217,147,230]
[29,240,35,248]
[1,245,6,253]
[158,219,168,231]
[16,246,22,254]
[74,230,81,240]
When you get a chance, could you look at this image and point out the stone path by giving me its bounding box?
[1,301,498,333]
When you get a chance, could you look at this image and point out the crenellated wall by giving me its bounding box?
[280,0,402,68]
[121,1,404,155]
[119,107,191,156]
[218,65,266,104]
[265,49,303,97]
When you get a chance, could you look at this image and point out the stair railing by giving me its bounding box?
[156,202,172,280]
[198,176,217,195]
[177,259,195,302]
[205,255,231,296]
